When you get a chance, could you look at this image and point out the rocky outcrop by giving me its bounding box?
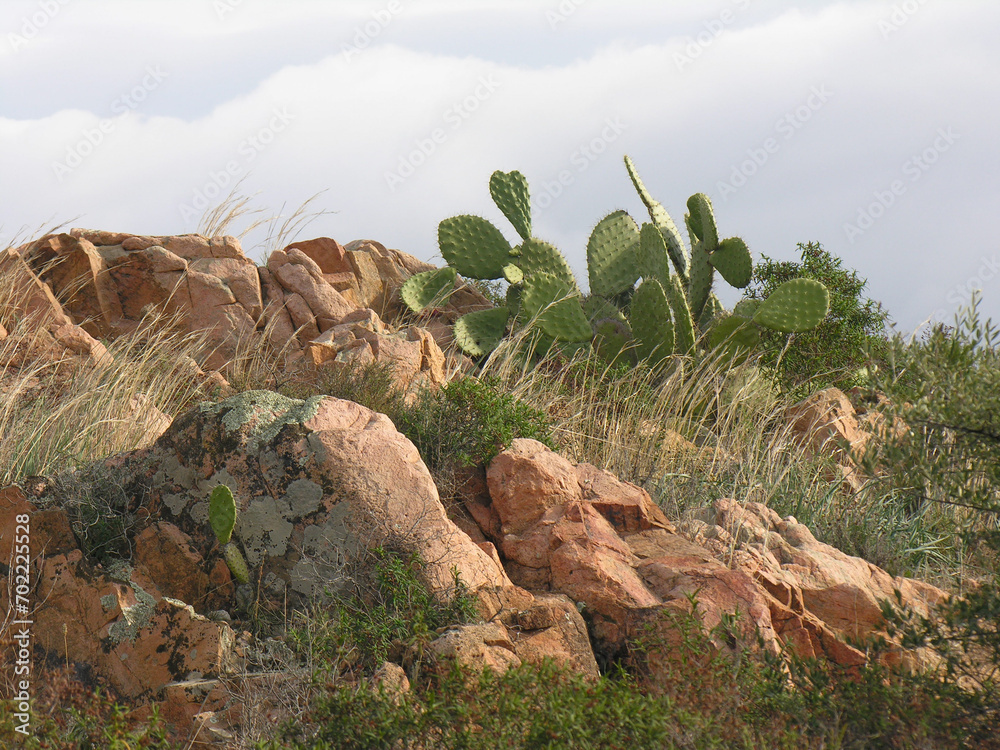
[0,387,944,741]
[6,231,464,394]
[785,387,911,492]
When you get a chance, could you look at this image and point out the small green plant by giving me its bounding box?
[209,484,250,584]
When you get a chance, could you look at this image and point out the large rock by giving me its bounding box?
[480,439,942,671]
[57,391,519,617]
[484,440,777,658]
[680,498,947,668]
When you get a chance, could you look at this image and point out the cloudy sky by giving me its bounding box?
[1,0,997,333]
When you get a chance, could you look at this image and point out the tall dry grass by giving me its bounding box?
[0,256,213,485]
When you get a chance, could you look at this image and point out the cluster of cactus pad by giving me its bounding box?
[400,157,830,366]
[209,485,250,585]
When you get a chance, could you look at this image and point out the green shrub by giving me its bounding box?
[741,241,890,394]
[397,375,555,473]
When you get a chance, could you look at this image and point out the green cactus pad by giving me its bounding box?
[709,237,753,289]
[209,485,236,545]
[518,238,579,292]
[686,193,719,250]
[665,274,696,356]
[593,317,635,365]
[587,210,641,298]
[630,279,675,365]
[438,215,511,279]
[522,273,592,342]
[583,295,627,325]
[224,542,250,585]
[624,156,689,280]
[752,278,831,333]
[732,299,761,319]
[506,284,522,318]
[502,263,523,285]
[400,267,457,313]
[709,316,761,351]
[639,222,671,290]
[708,316,760,365]
[698,292,725,331]
[453,307,511,357]
[686,229,714,322]
[489,170,532,242]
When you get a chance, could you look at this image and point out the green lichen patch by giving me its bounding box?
[106,582,157,647]
[199,390,326,451]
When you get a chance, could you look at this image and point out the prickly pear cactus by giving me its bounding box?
[630,279,675,365]
[624,155,689,281]
[454,307,511,357]
[209,485,251,586]
[751,278,830,333]
[438,215,512,279]
[587,210,641,299]
[522,273,592,343]
[489,170,532,242]
[224,543,250,585]
[209,485,236,545]
[401,267,457,312]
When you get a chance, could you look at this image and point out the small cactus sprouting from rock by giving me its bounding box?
[209,484,250,585]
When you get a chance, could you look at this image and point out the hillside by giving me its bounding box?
[1,226,998,749]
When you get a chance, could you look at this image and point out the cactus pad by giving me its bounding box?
[708,316,761,364]
[639,222,671,290]
[630,279,675,365]
[489,170,532,242]
[400,267,457,312]
[522,272,592,342]
[587,210,641,298]
[593,317,635,365]
[624,156,689,280]
[438,215,511,279]
[209,485,236,545]
[518,238,579,292]
[583,295,627,326]
[686,193,719,250]
[453,307,510,357]
[502,263,524,285]
[732,299,761,319]
[709,237,753,289]
[665,273,696,356]
[752,278,830,333]
[224,542,250,585]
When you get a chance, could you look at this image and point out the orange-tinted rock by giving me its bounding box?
[488,439,581,535]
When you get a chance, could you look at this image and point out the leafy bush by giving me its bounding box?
[397,375,555,472]
[741,241,890,393]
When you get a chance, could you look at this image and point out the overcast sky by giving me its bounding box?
[1,0,997,334]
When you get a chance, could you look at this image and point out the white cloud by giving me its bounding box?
[1,0,998,332]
